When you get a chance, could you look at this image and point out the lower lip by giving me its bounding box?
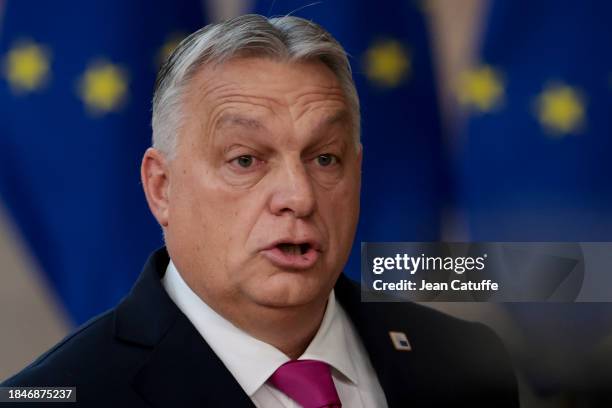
[260,246,320,270]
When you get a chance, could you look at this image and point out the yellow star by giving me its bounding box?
[78,61,128,115]
[3,40,51,94]
[534,83,585,136]
[363,39,411,88]
[456,65,504,113]
[156,33,187,67]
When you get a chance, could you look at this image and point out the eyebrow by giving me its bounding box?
[311,110,351,135]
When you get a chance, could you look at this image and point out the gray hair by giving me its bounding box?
[151,14,360,158]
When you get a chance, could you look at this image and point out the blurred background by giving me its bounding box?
[1,0,611,406]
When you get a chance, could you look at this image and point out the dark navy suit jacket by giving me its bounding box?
[2,247,519,407]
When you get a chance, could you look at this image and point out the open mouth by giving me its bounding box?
[277,243,311,256]
[261,241,320,269]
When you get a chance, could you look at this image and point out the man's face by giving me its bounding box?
[163,57,361,312]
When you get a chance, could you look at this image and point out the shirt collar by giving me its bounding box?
[299,287,358,385]
[162,260,358,396]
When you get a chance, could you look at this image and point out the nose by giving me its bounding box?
[269,158,317,218]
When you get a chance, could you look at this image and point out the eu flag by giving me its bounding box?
[254,0,447,280]
[456,0,612,395]
[0,1,206,324]
[457,0,612,241]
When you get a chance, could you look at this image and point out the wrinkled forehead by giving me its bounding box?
[181,57,353,141]
[212,109,352,145]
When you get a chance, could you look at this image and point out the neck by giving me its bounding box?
[223,298,329,359]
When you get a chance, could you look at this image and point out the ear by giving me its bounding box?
[356,142,363,170]
[141,147,170,227]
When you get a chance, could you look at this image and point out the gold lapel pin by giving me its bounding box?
[389,331,412,351]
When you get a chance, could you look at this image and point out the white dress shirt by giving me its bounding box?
[162,260,388,408]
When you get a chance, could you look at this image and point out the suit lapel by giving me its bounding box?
[131,312,255,407]
[334,274,427,407]
[114,248,255,408]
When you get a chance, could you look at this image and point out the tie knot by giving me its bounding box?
[269,359,342,408]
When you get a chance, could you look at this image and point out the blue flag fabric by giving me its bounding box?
[254,0,447,280]
[456,0,612,393]
[458,0,612,241]
[0,1,206,324]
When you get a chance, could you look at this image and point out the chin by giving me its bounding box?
[247,271,332,309]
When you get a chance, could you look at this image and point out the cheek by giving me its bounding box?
[319,177,360,243]
[168,169,224,244]
[170,167,267,255]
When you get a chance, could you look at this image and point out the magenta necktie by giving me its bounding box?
[268,359,342,408]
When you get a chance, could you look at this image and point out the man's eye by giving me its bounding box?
[234,155,255,168]
[316,154,338,167]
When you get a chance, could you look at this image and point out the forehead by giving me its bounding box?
[184,57,349,126]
